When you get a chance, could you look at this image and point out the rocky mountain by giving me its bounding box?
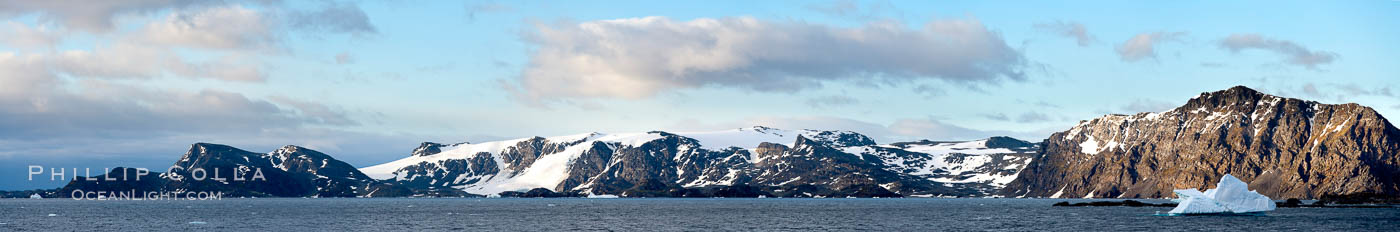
[1003,86,1400,199]
[58,143,381,197]
[363,126,1038,197]
[46,129,1039,198]
[57,167,166,197]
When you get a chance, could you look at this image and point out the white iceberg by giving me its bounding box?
[1167,174,1276,215]
[29,193,42,199]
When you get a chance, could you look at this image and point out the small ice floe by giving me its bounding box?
[1165,174,1276,216]
[586,194,619,199]
[46,214,57,217]
[546,204,557,207]
[188,221,207,225]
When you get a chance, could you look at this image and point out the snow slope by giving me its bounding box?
[873,139,1037,189]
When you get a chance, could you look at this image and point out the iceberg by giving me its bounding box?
[29,193,42,199]
[1167,174,1276,215]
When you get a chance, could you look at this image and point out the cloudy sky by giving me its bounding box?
[1,0,1397,190]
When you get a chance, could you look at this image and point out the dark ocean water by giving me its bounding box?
[1,198,1397,231]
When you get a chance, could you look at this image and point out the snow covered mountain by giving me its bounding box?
[363,126,1038,197]
[876,136,1038,194]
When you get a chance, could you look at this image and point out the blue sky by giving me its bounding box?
[1,0,1397,190]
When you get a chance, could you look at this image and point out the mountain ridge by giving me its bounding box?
[41,127,1035,198]
[363,126,1038,197]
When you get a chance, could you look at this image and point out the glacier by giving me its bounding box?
[1166,174,1276,215]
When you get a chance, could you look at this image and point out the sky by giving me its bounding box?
[1,0,1397,190]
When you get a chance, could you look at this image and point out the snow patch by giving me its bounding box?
[1050,186,1067,198]
[1079,136,1100,154]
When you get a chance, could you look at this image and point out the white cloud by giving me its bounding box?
[1219,34,1337,70]
[139,5,276,50]
[46,40,266,82]
[197,54,266,82]
[0,0,212,32]
[1120,99,1178,113]
[0,56,356,145]
[979,113,1010,121]
[464,1,513,22]
[0,80,339,140]
[1268,83,1395,103]
[269,96,359,126]
[804,95,860,108]
[51,43,178,79]
[0,3,394,83]
[0,22,65,50]
[0,49,390,183]
[0,53,57,97]
[1034,21,1094,46]
[287,2,377,35]
[0,1,410,184]
[511,16,1027,101]
[805,0,903,21]
[1116,31,1186,62]
[0,6,279,83]
[1014,112,1051,123]
[0,4,374,139]
[335,52,355,64]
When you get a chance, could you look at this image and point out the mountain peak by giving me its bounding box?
[188,142,241,153]
[1176,86,1278,113]
[1197,85,1267,100]
[1224,85,1261,94]
[412,142,442,157]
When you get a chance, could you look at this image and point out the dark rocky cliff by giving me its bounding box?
[1003,86,1400,199]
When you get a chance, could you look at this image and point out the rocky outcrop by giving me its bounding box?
[1004,86,1400,199]
[498,188,585,198]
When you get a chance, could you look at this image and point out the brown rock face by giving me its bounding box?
[1002,86,1400,199]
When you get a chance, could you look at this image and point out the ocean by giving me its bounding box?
[1,198,1396,231]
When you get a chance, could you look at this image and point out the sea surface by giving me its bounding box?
[1,198,1397,231]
